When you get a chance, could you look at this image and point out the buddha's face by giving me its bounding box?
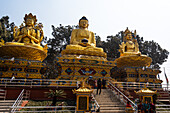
[79,20,89,28]
[126,33,132,40]
[23,38,30,44]
[26,18,34,26]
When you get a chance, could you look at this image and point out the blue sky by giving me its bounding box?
[1,0,170,84]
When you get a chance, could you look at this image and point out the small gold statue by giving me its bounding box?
[66,16,103,52]
[119,28,141,56]
[0,38,5,47]
[13,13,43,45]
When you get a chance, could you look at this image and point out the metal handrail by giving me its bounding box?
[108,81,138,111]
[10,106,76,113]
[0,78,78,88]
[0,78,168,90]
[91,94,100,112]
[11,89,25,113]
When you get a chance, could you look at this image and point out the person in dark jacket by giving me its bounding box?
[150,101,156,113]
[96,78,101,95]
[102,78,106,89]
[143,100,150,113]
[138,101,143,113]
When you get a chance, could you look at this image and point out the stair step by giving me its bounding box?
[100,107,125,110]
[99,110,126,113]
[98,102,121,104]
[0,100,15,103]
[100,105,125,107]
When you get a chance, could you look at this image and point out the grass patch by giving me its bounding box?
[20,100,76,113]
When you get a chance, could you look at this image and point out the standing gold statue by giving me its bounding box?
[13,13,43,45]
[66,16,103,52]
[119,27,140,56]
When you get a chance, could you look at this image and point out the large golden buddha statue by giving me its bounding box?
[0,13,47,61]
[12,13,43,45]
[66,16,103,52]
[62,16,106,60]
[119,27,141,56]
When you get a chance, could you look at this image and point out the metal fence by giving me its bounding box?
[0,78,78,88]
[10,106,76,113]
[108,81,169,91]
[11,89,25,113]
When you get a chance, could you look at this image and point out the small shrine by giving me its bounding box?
[0,13,47,79]
[73,82,93,112]
[135,84,157,103]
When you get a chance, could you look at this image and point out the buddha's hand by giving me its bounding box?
[90,43,95,47]
[79,42,88,47]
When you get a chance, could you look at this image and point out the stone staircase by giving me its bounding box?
[157,90,170,104]
[0,100,15,113]
[94,89,126,113]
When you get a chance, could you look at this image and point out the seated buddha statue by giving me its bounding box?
[12,13,43,45]
[66,16,103,52]
[119,28,141,56]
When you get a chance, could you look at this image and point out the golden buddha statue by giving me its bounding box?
[116,28,152,67]
[0,38,5,47]
[119,28,141,56]
[0,13,47,61]
[12,13,43,45]
[65,16,103,52]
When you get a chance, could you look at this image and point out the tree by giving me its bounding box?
[136,35,169,69]
[44,25,77,78]
[96,31,123,61]
[0,16,15,42]
[44,89,66,106]
[46,24,77,59]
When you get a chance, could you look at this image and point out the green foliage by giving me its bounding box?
[136,36,169,69]
[47,24,77,58]
[0,16,15,42]
[44,89,66,106]
[44,89,66,99]
[44,24,77,78]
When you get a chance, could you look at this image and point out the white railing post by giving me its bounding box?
[30,80,33,88]
[108,81,138,112]
[11,89,25,113]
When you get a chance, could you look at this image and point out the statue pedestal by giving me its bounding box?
[56,56,115,80]
[0,42,47,61]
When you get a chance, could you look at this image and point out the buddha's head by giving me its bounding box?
[124,27,133,41]
[24,13,37,27]
[79,16,89,29]
[125,33,133,40]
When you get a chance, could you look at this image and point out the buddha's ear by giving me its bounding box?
[78,23,80,28]
[87,23,89,28]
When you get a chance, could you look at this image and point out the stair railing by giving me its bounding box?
[91,94,100,112]
[108,81,138,112]
[10,89,25,113]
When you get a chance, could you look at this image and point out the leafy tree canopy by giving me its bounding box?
[0,16,15,42]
